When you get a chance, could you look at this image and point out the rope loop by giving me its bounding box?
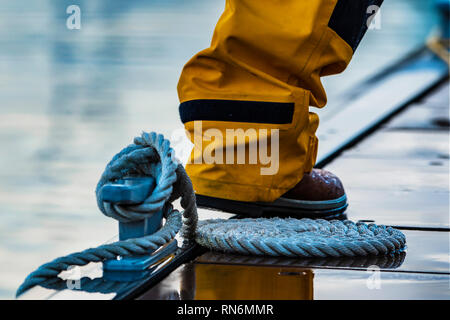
[94,131,197,241]
[17,132,198,297]
[96,132,177,222]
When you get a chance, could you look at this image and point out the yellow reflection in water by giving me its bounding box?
[193,264,313,300]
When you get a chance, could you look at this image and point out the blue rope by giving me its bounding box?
[16,132,198,297]
[200,251,406,269]
[24,275,142,295]
[196,218,406,257]
[16,131,406,298]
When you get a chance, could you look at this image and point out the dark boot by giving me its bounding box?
[196,169,348,220]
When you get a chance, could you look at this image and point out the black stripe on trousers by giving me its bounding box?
[179,99,294,124]
[329,0,384,52]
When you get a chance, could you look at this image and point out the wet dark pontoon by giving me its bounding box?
[19,44,449,299]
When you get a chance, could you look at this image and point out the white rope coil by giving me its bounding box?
[196,218,406,257]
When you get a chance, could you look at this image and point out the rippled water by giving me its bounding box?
[0,0,439,298]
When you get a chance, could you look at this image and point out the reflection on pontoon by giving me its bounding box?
[140,251,406,300]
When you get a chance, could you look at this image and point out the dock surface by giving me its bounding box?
[0,0,447,299]
[138,82,450,300]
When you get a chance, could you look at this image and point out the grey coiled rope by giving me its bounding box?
[16,131,406,297]
[199,251,406,269]
[197,218,406,257]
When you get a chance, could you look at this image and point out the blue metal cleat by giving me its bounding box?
[100,177,178,275]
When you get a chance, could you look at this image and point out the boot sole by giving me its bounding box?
[196,194,348,220]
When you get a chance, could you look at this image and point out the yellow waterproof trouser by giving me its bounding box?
[178,0,383,202]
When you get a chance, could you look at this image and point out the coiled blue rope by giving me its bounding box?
[196,218,406,257]
[16,131,406,297]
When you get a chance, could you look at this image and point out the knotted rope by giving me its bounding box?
[16,131,406,297]
[16,132,197,296]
